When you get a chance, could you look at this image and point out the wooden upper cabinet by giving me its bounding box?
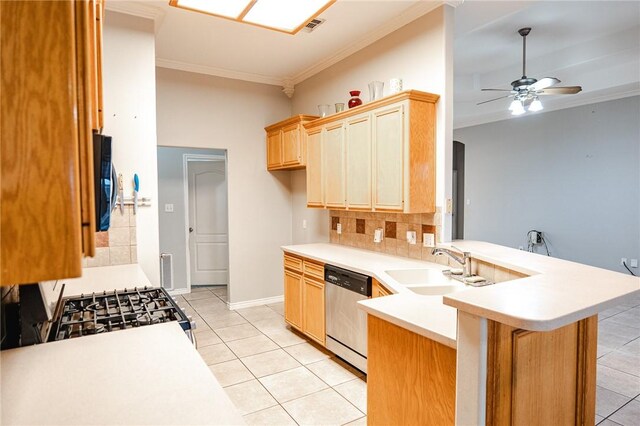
[303,91,438,213]
[267,130,283,169]
[373,104,405,211]
[265,115,318,171]
[323,123,347,208]
[0,0,102,285]
[346,114,372,209]
[306,128,323,207]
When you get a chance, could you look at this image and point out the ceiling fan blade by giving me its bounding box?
[477,95,513,105]
[481,88,513,92]
[538,86,582,95]
[528,77,561,91]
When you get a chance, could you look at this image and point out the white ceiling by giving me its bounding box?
[454,1,640,128]
[107,1,640,127]
[107,0,446,86]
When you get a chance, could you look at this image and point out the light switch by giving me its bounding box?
[302,219,307,229]
[407,231,417,245]
[164,204,174,213]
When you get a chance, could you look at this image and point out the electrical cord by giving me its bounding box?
[623,261,637,276]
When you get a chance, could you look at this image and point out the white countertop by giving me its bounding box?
[283,242,640,340]
[0,322,245,426]
[281,243,458,347]
[440,241,640,331]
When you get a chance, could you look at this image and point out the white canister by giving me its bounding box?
[390,78,403,94]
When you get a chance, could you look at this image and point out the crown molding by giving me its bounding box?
[454,86,640,130]
[105,1,165,24]
[155,58,286,87]
[289,0,451,85]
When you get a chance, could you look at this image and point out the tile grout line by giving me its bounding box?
[601,392,640,426]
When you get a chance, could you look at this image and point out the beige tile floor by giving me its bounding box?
[180,286,640,426]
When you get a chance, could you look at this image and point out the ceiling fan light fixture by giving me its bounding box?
[508,99,521,112]
[528,98,543,112]
[511,101,526,116]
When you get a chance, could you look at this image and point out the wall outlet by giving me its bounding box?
[621,257,628,266]
[374,228,384,243]
[423,233,435,247]
[446,198,453,214]
[164,203,174,213]
[302,219,307,229]
[631,259,638,268]
[406,231,417,245]
[336,223,342,234]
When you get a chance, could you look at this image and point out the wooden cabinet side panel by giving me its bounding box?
[368,316,456,426]
[75,0,96,257]
[284,270,303,330]
[486,318,596,426]
[302,277,325,346]
[1,0,83,284]
[266,130,282,170]
[407,100,436,213]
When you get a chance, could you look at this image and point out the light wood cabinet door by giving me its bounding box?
[282,124,301,165]
[323,123,346,208]
[284,270,303,330]
[267,130,282,170]
[303,277,325,346]
[1,0,101,284]
[373,105,405,211]
[306,128,323,207]
[346,115,372,209]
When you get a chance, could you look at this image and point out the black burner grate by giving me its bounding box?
[53,287,190,340]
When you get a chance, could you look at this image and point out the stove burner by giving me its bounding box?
[53,287,190,341]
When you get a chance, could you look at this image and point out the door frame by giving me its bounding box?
[182,153,228,293]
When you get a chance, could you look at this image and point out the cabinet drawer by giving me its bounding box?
[303,261,324,281]
[284,254,303,273]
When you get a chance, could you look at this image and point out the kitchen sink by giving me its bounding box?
[384,268,467,296]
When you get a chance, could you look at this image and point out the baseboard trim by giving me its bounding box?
[229,295,284,310]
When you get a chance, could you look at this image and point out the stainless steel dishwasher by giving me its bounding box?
[324,264,372,373]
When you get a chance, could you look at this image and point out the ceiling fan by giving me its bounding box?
[478,27,582,115]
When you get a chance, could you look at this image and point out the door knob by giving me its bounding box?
[189,227,193,233]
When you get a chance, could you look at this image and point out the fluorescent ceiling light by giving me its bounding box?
[170,0,335,34]
[172,0,253,19]
[244,0,333,32]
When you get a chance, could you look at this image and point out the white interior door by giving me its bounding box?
[188,160,229,285]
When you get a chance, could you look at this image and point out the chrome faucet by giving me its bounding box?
[432,247,472,277]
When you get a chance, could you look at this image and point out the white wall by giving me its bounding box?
[290,5,455,242]
[157,147,226,292]
[103,12,160,285]
[454,96,640,273]
[155,68,293,304]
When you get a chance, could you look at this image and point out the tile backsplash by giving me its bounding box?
[83,205,137,268]
[328,209,529,282]
[329,210,442,261]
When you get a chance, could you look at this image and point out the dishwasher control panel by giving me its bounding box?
[324,265,372,297]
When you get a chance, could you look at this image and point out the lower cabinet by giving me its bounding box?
[284,269,303,330]
[283,253,326,346]
[302,277,325,345]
